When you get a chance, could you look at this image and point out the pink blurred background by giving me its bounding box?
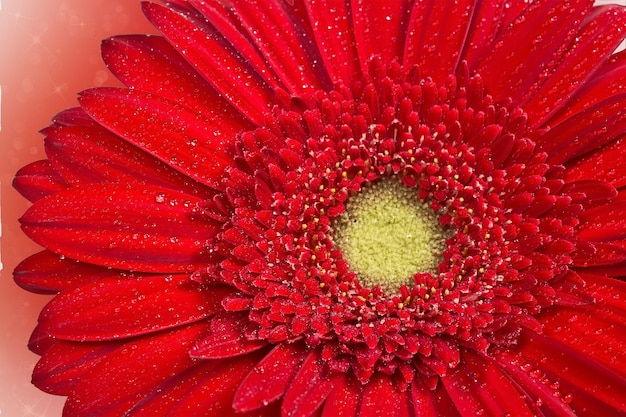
[0,1,153,415]
[1,0,625,416]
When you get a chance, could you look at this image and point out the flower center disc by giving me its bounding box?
[333,178,447,293]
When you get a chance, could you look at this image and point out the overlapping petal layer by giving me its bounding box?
[14,1,626,416]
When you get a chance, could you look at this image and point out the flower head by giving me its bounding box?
[14,1,626,416]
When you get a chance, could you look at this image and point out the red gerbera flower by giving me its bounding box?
[13,0,626,416]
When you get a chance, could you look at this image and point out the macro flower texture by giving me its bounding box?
[13,0,626,416]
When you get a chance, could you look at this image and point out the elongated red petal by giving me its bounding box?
[573,242,626,267]
[578,201,626,241]
[126,362,219,417]
[226,0,329,95]
[21,183,219,272]
[234,343,309,412]
[102,34,247,122]
[461,0,506,69]
[411,379,461,417]
[535,275,626,371]
[561,179,617,207]
[550,49,626,125]
[441,352,536,417]
[577,273,626,326]
[281,349,335,417]
[564,136,626,188]
[477,0,591,104]
[190,311,267,359]
[519,331,626,415]
[33,340,122,395]
[321,373,362,417]
[303,0,361,85]
[28,325,56,356]
[167,352,277,417]
[535,94,626,164]
[185,0,282,92]
[44,123,215,199]
[358,374,412,417]
[14,250,112,294]
[13,160,69,203]
[142,1,272,125]
[524,5,626,126]
[403,0,476,83]
[352,0,412,67]
[79,87,240,190]
[129,356,282,417]
[500,0,532,28]
[63,322,208,417]
[50,106,96,127]
[495,350,577,417]
[39,274,231,341]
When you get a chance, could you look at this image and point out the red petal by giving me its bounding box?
[321,373,362,417]
[352,0,412,67]
[79,87,239,190]
[225,0,329,95]
[28,325,56,356]
[185,0,282,91]
[167,352,276,417]
[561,179,617,206]
[495,350,577,417]
[44,123,215,199]
[411,379,461,417]
[579,273,626,314]
[524,6,626,126]
[51,106,96,127]
[63,322,208,417]
[573,242,626,267]
[519,330,626,416]
[536,95,626,165]
[303,0,361,86]
[126,362,218,417]
[535,275,626,371]
[142,2,272,125]
[441,352,536,417]
[499,0,532,28]
[578,201,626,242]
[403,0,476,83]
[282,349,335,417]
[128,359,282,417]
[39,274,231,341]
[21,183,219,272]
[234,343,308,413]
[33,340,121,395]
[461,0,506,69]
[358,374,412,417]
[549,48,626,126]
[477,0,591,105]
[190,311,267,359]
[564,136,626,189]
[103,34,248,123]
[14,250,111,294]
[13,160,69,203]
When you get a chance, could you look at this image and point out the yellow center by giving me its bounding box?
[333,178,447,293]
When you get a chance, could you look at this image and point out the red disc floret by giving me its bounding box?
[197,59,582,385]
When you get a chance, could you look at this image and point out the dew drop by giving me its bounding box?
[520,362,533,372]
